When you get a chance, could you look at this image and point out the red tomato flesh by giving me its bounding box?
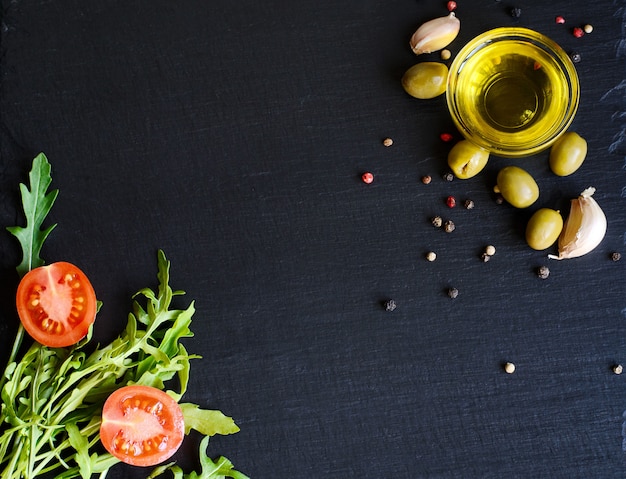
[100,385,185,466]
[16,262,97,347]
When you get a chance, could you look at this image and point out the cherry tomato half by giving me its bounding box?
[100,385,185,466]
[16,262,97,347]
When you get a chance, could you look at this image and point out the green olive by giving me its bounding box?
[495,166,539,208]
[401,62,448,99]
[549,132,587,176]
[447,140,489,179]
[525,208,563,250]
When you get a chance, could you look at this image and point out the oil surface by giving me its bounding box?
[452,40,570,151]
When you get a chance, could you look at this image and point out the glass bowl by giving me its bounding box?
[446,27,579,158]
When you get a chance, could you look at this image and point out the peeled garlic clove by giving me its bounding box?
[410,12,461,56]
[548,187,607,260]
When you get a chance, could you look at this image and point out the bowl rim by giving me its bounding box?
[446,27,580,158]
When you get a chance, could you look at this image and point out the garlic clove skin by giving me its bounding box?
[410,12,461,56]
[548,187,607,260]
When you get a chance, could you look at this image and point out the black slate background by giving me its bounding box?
[1,0,625,478]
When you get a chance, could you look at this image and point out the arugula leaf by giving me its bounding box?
[180,404,240,436]
[147,436,250,479]
[6,152,58,277]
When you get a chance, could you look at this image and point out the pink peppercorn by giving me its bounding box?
[447,1,457,11]
[440,132,454,142]
[555,16,565,24]
[573,27,584,38]
[446,196,456,208]
[362,172,374,184]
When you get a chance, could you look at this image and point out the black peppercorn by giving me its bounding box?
[443,172,454,182]
[570,52,582,63]
[464,199,475,209]
[510,7,522,18]
[383,299,397,311]
[611,252,621,262]
[431,216,443,228]
[444,220,455,233]
[537,265,550,279]
[447,287,459,299]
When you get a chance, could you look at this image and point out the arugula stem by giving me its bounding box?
[0,324,26,393]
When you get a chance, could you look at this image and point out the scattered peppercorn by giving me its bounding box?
[383,299,397,312]
[613,364,623,375]
[440,49,452,61]
[570,52,582,63]
[362,172,374,184]
[426,251,437,262]
[444,220,455,233]
[464,199,475,209]
[443,172,454,182]
[447,0,457,11]
[440,132,454,142]
[611,252,621,261]
[446,195,457,208]
[537,265,550,279]
[572,27,584,38]
[432,216,443,228]
[421,175,432,185]
[510,7,522,18]
[447,287,459,299]
[485,245,496,256]
[383,137,393,147]
[481,253,491,262]
[555,15,565,24]
[495,194,504,205]
[583,24,593,34]
[504,362,516,374]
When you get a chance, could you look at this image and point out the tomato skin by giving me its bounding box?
[16,262,97,347]
[100,385,185,466]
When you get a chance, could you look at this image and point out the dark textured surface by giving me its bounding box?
[1,1,625,478]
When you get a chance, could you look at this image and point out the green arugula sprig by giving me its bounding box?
[1,154,248,479]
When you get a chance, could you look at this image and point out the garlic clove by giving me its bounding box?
[410,12,461,56]
[548,187,607,260]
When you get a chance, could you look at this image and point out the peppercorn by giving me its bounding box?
[613,364,623,375]
[440,49,451,61]
[570,52,582,63]
[555,15,565,24]
[383,137,393,147]
[362,172,374,184]
[447,287,459,299]
[485,245,496,256]
[443,172,454,182]
[464,199,475,209]
[572,27,584,38]
[537,265,550,279]
[504,362,516,374]
[611,252,621,262]
[440,132,454,142]
[447,0,457,12]
[443,220,455,233]
[446,195,456,208]
[495,194,504,205]
[583,24,593,34]
[481,253,491,262]
[510,7,522,18]
[432,216,443,228]
[383,299,397,312]
[426,251,437,262]
[421,175,432,185]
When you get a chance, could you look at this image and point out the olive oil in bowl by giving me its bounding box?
[447,28,579,158]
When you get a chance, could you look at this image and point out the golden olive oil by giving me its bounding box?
[447,29,579,157]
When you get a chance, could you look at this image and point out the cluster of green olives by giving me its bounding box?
[401,61,588,252]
